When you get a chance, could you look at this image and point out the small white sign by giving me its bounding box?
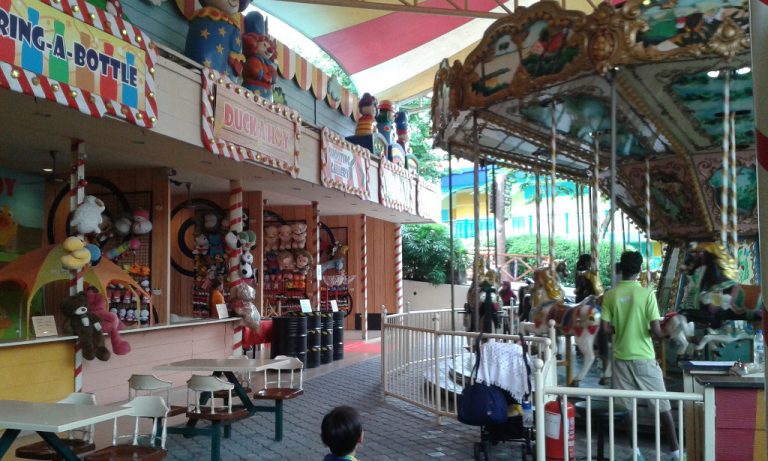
[215,304,229,319]
[544,411,561,439]
[330,300,339,312]
[32,316,58,337]
[299,299,312,313]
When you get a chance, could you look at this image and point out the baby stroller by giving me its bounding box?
[460,333,535,461]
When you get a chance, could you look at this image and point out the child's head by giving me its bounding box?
[321,406,363,457]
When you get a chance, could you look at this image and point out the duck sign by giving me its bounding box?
[0,0,158,127]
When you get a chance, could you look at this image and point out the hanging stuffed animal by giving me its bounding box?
[104,238,140,261]
[87,290,131,355]
[291,222,307,249]
[113,215,133,237]
[131,209,153,235]
[229,283,261,329]
[61,236,92,270]
[70,195,105,235]
[278,224,292,250]
[193,234,210,255]
[208,233,224,257]
[61,293,110,361]
[240,252,254,279]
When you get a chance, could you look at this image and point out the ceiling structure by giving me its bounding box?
[255,0,596,102]
[431,0,754,242]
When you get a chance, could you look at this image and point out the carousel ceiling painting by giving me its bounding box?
[433,0,754,242]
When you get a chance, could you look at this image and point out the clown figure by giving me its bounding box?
[242,11,278,101]
[184,0,248,79]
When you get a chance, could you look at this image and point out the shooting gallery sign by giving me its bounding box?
[416,178,440,222]
[380,158,415,214]
[320,127,370,200]
[203,69,301,177]
[0,0,158,127]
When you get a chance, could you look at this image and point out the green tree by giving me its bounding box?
[403,224,469,284]
[296,46,358,95]
[407,111,443,182]
[505,235,628,287]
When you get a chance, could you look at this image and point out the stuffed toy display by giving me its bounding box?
[87,290,131,355]
[193,234,210,255]
[61,293,111,361]
[264,225,278,252]
[291,222,307,249]
[208,233,224,257]
[131,209,153,235]
[104,238,140,261]
[61,236,92,270]
[278,224,292,250]
[277,250,295,271]
[70,195,105,235]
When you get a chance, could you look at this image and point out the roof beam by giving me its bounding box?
[270,0,511,18]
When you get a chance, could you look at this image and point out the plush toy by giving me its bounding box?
[125,308,136,322]
[240,251,254,278]
[193,233,210,255]
[131,209,153,235]
[85,243,102,266]
[264,225,279,252]
[355,93,378,136]
[224,230,240,252]
[113,215,132,237]
[70,195,105,235]
[61,236,91,270]
[294,249,313,275]
[242,11,278,101]
[229,283,261,329]
[104,238,140,261]
[86,290,131,355]
[291,222,307,249]
[203,213,219,231]
[265,251,279,275]
[208,233,224,257]
[61,293,110,361]
[278,224,292,250]
[277,250,295,271]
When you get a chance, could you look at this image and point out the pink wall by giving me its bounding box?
[82,321,236,404]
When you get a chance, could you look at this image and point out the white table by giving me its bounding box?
[0,400,131,461]
[154,357,288,374]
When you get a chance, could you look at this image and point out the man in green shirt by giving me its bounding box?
[602,251,682,461]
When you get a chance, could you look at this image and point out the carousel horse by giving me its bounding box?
[660,311,694,356]
[522,266,601,384]
[464,267,501,333]
[680,242,761,329]
[517,259,569,323]
[573,254,610,383]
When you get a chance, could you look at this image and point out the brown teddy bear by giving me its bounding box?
[61,293,111,361]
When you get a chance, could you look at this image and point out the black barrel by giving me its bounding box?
[270,316,307,366]
[320,312,334,364]
[305,312,321,368]
[332,311,345,361]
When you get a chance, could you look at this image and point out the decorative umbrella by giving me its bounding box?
[0,245,148,337]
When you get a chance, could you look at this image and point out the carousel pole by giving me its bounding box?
[645,159,652,285]
[610,75,617,287]
[535,171,542,265]
[591,134,600,273]
[448,149,455,331]
[485,165,492,269]
[576,183,582,256]
[473,112,481,331]
[730,111,738,257]
[621,210,626,252]
[69,140,85,393]
[748,0,768,439]
[721,70,731,249]
[360,214,368,340]
[550,100,557,271]
[228,180,244,356]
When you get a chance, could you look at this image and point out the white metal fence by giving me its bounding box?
[381,309,715,460]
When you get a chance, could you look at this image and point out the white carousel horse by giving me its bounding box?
[521,267,601,384]
[660,312,694,356]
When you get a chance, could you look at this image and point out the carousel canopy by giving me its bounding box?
[254,0,595,101]
[431,0,754,242]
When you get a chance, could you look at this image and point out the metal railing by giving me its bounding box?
[381,309,715,460]
[381,308,555,421]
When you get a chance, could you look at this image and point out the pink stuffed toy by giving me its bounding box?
[87,290,131,355]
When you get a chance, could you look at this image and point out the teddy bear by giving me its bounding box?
[86,290,131,355]
[131,209,153,235]
[229,283,261,329]
[278,224,292,250]
[193,233,210,255]
[69,195,105,235]
[61,293,110,361]
[264,225,278,252]
[291,222,307,249]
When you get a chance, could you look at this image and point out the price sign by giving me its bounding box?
[330,300,339,312]
[215,304,229,319]
[299,299,312,313]
[32,316,58,337]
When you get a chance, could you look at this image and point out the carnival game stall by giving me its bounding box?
[0,0,439,408]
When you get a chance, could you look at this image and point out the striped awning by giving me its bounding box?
[254,0,595,102]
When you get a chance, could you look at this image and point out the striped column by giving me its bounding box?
[360,215,368,338]
[535,172,541,265]
[228,181,243,355]
[645,158,652,285]
[730,112,738,256]
[591,137,600,272]
[394,224,403,313]
[749,0,768,440]
[312,202,320,309]
[74,343,83,392]
[69,141,86,297]
[549,101,557,271]
[722,70,731,249]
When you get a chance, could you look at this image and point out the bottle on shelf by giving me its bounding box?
[754,329,764,365]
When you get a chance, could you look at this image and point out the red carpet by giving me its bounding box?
[344,340,381,354]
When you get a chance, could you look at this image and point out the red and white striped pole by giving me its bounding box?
[229,180,243,356]
[312,201,320,309]
[69,140,85,392]
[749,0,768,443]
[394,224,403,313]
[360,214,368,340]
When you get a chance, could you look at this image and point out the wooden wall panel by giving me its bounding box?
[319,215,361,330]
[0,341,75,402]
[367,218,396,319]
[83,322,235,404]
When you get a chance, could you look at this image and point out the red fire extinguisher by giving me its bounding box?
[545,397,575,460]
